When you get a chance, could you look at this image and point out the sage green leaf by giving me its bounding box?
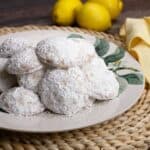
[115,67,140,73]
[120,73,143,84]
[94,38,109,56]
[104,47,125,65]
[67,34,84,39]
[116,76,128,94]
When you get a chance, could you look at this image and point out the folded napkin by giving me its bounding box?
[120,17,150,84]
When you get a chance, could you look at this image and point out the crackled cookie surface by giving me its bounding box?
[82,56,119,100]
[39,67,92,115]
[0,37,31,57]
[0,87,45,115]
[7,47,42,75]
[17,68,45,93]
[36,37,96,68]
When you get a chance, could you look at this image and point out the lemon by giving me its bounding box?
[88,0,121,20]
[52,0,82,26]
[76,2,111,31]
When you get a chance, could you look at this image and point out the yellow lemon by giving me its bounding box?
[76,2,111,31]
[88,0,121,20]
[52,0,82,26]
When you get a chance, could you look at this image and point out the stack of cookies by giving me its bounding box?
[0,36,119,116]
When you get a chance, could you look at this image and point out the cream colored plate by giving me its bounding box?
[0,29,144,133]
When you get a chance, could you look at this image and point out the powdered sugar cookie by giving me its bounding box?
[82,56,119,100]
[6,47,43,75]
[17,67,45,93]
[39,67,92,115]
[0,87,45,116]
[0,37,32,57]
[36,37,96,68]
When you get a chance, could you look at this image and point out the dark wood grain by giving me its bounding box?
[0,0,150,34]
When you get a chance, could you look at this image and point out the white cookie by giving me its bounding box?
[6,47,43,75]
[0,87,45,116]
[36,37,96,68]
[0,37,32,57]
[17,68,45,93]
[82,56,119,100]
[39,67,92,115]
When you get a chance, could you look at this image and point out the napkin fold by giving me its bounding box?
[120,17,150,84]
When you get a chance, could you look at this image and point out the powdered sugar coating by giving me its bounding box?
[17,68,45,93]
[6,47,43,75]
[0,37,32,57]
[36,37,96,68]
[82,56,119,100]
[0,87,45,116]
[39,67,92,115]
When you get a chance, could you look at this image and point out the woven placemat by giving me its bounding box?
[0,25,149,150]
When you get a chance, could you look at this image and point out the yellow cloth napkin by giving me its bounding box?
[120,17,150,84]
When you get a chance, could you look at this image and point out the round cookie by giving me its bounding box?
[0,87,45,116]
[0,37,32,57]
[6,47,43,75]
[17,67,45,93]
[39,67,92,115]
[82,56,119,100]
[36,37,96,68]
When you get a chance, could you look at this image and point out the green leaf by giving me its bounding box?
[115,67,140,72]
[104,47,125,65]
[116,76,128,94]
[120,73,143,84]
[94,38,109,56]
[67,34,84,39]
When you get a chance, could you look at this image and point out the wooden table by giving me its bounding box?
[0,0,150,34]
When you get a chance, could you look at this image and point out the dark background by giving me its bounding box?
[0,0,150,34]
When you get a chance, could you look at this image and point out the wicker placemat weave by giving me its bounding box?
[0,25,149,150]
